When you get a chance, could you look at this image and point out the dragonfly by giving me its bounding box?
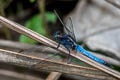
[53,10,112,68]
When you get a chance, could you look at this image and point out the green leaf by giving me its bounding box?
[19,12,57,44]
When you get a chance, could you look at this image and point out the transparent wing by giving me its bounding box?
[64,17,76,42]
[54,10,76,42]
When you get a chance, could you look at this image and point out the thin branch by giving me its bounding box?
[0,39,119,66]
[0,48,115,80]
[46,72,62,80]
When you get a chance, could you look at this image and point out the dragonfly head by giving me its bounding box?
[53,31,62,40]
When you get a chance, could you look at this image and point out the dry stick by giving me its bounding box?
[0,41,108,79]
[0,40,111,80]
[0,16,120,79]
[46,72,62,80]
[0,48,113,80]
[0,39,119,66]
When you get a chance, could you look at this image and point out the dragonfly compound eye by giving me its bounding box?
[53,31,61,38]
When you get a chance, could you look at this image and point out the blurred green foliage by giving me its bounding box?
[29,0,36,3]
[19,12,57,44]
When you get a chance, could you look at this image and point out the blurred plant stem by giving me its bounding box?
[0,0,11,40]
[38,0,50,38]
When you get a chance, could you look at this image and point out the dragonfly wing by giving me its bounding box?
[64,17,76,42]
[54,10,76,42]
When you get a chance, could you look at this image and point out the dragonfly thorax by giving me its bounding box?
[53,31,77,50]
[61,34,77,50]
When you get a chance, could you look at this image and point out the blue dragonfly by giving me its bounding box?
[53,10,112,68]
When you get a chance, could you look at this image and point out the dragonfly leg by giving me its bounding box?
[57,42,61,49]
[66,48,72,64]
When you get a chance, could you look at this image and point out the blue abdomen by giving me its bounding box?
[76,45,107,65]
